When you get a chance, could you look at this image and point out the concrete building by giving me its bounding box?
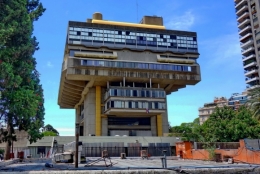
[199,92,248,124]
[58,13,201,136]
[235,0,260,89]
[228,92,248,110]
[199,97,228,125]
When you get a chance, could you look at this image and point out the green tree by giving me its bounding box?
[0,0,45,159]
[43,124,59,136]
[169,118,200,141]
[42,131,58,136]
[247,88,260,120]
[200,106,260,142]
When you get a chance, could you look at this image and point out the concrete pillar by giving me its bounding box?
[151,116,157,136]
[101,117,108,136]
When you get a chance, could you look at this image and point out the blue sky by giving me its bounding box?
[34,0,245,135]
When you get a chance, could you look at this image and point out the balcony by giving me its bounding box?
[241,38,253,49]
[238,19,250,29]
[236,5,248,16]
[240,32,252,42]
[242,54,256,61]
[237,12,249,23]
[244,61,257,68]
[235,0,246,10]
[241,46,254,55]
[246,84,260,89]
[246,77,259,83]
[245,69,258,76]
[239,25,251,36]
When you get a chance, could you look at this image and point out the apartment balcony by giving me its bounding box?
[244,61,257,68]
[104,108,165,115]
[235,0,246,10]
[240,32,252,42]
[239,25,251,36]
[241,46,254,55]
[242,54,256,61]
[236,5,248,16]
[238,19,250,29]
[240,38,253,49]
[237,12,249,23]
[245,69,258,77]
[246,77,259,83]
[246,84,260,89]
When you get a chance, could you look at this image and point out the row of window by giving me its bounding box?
[106,89,165,99]
[80,59,191,72]
[69,27,195,41]
[106,100,166,110]
[68,27,197,50]
[69,35,197,48]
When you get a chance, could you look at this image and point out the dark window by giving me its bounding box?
[37,147,45,154]
[77,31,81,35]
[133,90,137,97]
[111,101,114,108]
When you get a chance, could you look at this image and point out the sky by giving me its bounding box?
[33,0,245,136]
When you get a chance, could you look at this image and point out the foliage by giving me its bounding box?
[43,124,59,136]
[199,106,260,142]
[169,117,200,141]
[0,0,45,159]
[246,88,260,120]
[42,131,58,136]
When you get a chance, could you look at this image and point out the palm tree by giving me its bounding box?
[246,87,260,120]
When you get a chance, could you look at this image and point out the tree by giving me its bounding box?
[246,87,260,120]
[0,0,45,159]
[169,118,200,141]
[199,106,260,142]
[43,124,59,136]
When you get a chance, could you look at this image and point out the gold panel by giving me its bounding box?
[157,57,195,64]
[92,19,165,30]
[74,52,117,59]
[95,86,101,136]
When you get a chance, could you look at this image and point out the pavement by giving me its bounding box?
[0,157,260,173]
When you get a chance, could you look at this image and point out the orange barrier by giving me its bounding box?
[176,140,260,164]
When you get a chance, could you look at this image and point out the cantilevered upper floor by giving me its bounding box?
[58,13,201,108]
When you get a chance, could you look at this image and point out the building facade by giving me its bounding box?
[235,0,260,89]
[199,97,228,125]
[199,92,248,125]
[228,92,248,110]
[58,13,201,136]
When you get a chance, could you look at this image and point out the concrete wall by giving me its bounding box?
[117,50,157,63]
[83,87,96,136]
[101,117,108,136]
[151,116,157,136]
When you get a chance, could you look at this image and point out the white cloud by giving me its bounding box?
[47,61,53,68]
[200,33,241,67]
[165,11,195,30]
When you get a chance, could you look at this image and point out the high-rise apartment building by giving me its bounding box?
[235,0,260,88]
[58,13,201,136]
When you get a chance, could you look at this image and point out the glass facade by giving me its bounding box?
[68,26,198,52]
[105,88,165,100]
[106,100,166,110]
[81,59,191,72]
[108,117,150,126]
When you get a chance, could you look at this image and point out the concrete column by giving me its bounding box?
[162,97,169,134]
[157,114,163,136]
[101,117,108,136]
[151,116,157,136]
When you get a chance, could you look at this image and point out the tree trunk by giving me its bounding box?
[4,124,11,160]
